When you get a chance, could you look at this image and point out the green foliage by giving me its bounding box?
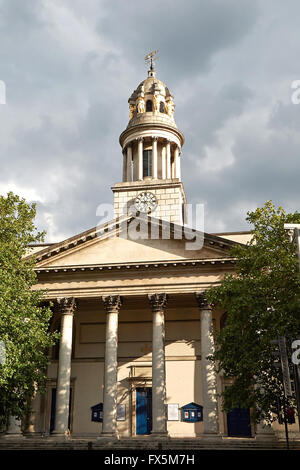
[0,192,58,429]
[207,201,300,423]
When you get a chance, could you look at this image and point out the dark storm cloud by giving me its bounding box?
[97,0,259,80]
[0,0,299,240]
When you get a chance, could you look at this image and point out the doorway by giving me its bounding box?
[227,407,251,437]
[136,387,152,435]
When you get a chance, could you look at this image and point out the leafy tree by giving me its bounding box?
[207,201,300,423]
[0,192,57,430]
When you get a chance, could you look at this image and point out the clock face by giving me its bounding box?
[134,192,158,213]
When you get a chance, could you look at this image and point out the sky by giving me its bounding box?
[1,0,300,242]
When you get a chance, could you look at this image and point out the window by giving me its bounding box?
[220,312,227,330]
[146,100,153,112]
[143,150,152,177]
[159,101,165,113]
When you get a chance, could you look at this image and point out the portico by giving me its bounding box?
[38,287,224,439]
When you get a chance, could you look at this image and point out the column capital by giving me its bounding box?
[137,136,144,142]
[148,293,168,312]
[195,292,213,310]
[57,297,76,315]
[152,136,158,142]
[102,295,122,314]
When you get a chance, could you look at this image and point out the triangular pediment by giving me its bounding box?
[31,215,240,268]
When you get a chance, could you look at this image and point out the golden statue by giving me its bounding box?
[137,96,145,114]
[129,103,135,119]
[153,94,159,112]
[166,98,175,117]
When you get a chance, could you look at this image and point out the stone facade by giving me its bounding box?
[113,179,186,224]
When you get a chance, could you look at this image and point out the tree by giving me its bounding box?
[207,201,300,423]
[0,192,57,430]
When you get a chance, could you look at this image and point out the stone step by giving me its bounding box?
[0,438,299,451]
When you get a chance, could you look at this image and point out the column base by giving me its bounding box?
[150,432,169,440]
[98,432,119,440]
[3,433,25,439]
[50,431,71,440]
[255,432,277,441]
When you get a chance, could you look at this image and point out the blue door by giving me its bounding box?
[136,388,152,435]
[227,407,251,437]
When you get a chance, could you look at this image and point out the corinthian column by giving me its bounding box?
[126,145,132,182]
[102,295,122,437]
[174,146,181,179]
[152,137,158,179]
[148,293,168,436]
[195,292,219,436]
[138,137,143,180]
[122,149,127,182]
[161,145,166,180]
[166,141,171,179]
[53,297,76,436]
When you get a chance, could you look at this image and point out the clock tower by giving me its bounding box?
[112,52,186,224]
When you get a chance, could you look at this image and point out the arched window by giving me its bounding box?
[220,312,227,330]
[146,100,153,112]
[159,101,165,113]
[143,150,152,177]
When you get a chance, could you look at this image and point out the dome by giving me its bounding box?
[126,69,178,131]
[130,76,171,100]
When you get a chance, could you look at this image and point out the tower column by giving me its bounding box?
[174,146,181,179]
[161,145,166,180]
[148,293,168,436]
[152,137,158,179]
[122,149,127,182]
[102,295,122,437]
[126,145,132,182]
[53,297,76,436]
[195,292,219,436]
[166,140,171,179]
[138,137,143,180]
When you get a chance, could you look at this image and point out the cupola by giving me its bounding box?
[113,52,187,225]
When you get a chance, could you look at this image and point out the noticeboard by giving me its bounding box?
[167,403,179,421]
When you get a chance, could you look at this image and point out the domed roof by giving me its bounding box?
[126,69,179,131]
[129,76,172,101]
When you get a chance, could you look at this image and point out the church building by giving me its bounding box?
[7,55,296,444]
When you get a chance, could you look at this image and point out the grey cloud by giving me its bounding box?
[0,0,300,241]
[98,0,259,80]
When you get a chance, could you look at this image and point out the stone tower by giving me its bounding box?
[112,55,186,225]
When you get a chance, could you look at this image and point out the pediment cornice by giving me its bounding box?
[29,215,243,267]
